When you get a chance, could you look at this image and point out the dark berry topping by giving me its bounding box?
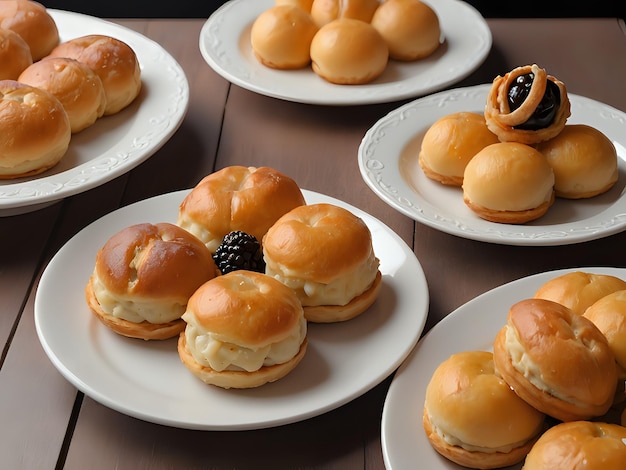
[213,231,266,275]
[507,72,561,130]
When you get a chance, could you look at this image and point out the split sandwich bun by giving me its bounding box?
[18,57,106,133]
[0,27,32,80]
[0,80,71,179]
[493,298,618,422]
[177,270,308,389]
[0,0,59,61]
[419,112,500,186]
[462,142,555,224]
[423,350,545,469]
[310,0,380,27]
[263,203,381,323]
[85,222,219,341]
[177,166,306,253]
[522,421,626,469]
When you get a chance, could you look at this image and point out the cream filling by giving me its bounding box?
[175,217,221,252]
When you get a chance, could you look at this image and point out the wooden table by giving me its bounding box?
[1,14,626,469]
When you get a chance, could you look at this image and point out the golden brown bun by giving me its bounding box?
[0,27,32,80]
[419,112,500,186]
[310,0,380,27]
[534,271,626,316]
[537,124,618,199]
[251,5,318,70]
[423,350,545,469]
[371,0,441,61]
[48,34,141,116]
[310,18,388,85]
[178,271,307,389]
[493,298,617,422]
[0,79,70,179]
[177,166,306,253]
[462,142,555,223]
[522,421,626,469]
[0,0,59,61]
[18,57,106,134]
[275,0,314,11]
[85,222,219,341]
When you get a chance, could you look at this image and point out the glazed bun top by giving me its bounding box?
[0,27,32,80]
[310,0,380,27]
[0,0,59,60]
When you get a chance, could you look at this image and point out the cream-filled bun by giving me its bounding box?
[0,27,32,80]
[310,18,389,85]
[419,112,500,186]
[371,0,441,61]
[536,124,619,199]
[522,421,626,469]
[48,34,141,116]
[251,5,318,70]
[0,0,59,61]
[177,166,306,253]
[85,223,219,341]
[177,270,308,389]
[18,57,107,134]
[423,350,545,469]
[0,80,70,179]
[534,270,626,316]
[263,203,382,323]
[462,142,555,224]
[310,0,380,27]
[493,298,617,422]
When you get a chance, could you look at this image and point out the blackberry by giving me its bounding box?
[213,231,266,274]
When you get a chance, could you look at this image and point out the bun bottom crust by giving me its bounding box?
[418,153,463,186]
[178,334,308,389]
[463,192,554,224]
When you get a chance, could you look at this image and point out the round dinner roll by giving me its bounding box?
[0,27,32,80]
[310,18,389,85]
[371,0,441,61]
[522,421,626,469]
[462,142,555,224]
[419,112,500,186]
[85,222,219,341]
[177,270,308,389]
[423,350,545,469]
[275,0,314,11]
[251,5,318,70]
[263,203,382,323]
[536,124,619,199]
[18,57,107,134]
[0,80,70,179]
[0,0,59,61]
[493,298,617,422]
[48,34,141,116]
[310,0,380,27]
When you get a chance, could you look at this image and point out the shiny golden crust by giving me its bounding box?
[0,0,59,61]
[484,64,571,144]
[0,27,32,80]
[310,0,380,27]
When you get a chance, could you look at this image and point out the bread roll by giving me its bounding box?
[85,223,219,341]
[0,27,32,80]
[263,203,381,323]
[275,0,314,11]
[177,166,306,253]
[0,79,70,179]
[18,57,106,134]
[462,142,555,223]
[310,0,380,27]
[0,0,59,61]
[423,350,545,469]
[177,270,308,389]
[493,298,617,422]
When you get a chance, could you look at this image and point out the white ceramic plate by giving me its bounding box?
[35,189,429,430]
[0,10,189,216]
[381,266,626,470]
[199,0,491,105]
[359,84,626,246]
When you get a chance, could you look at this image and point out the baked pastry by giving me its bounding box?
[177,270,308,389]
[462,142,555,223]
[0,27,32,80]
[310,0,380,27]
[310,18,388,85]
[419,112,499,186]
[534,270,626,316]
[371,0,441,61]
[493,298,617,422]
[48,34,141,116]
[18,57,107,134]
[522,421,626,469]
[536,124,618,199]
[177,166,306,253]
[0,79,71,179]
[275,0,314,11]
[263,203,381,323]
[484,64,571,144]
[85,222,219,341]
[0,0,59,61]
[423,350,545,469]
[251,5,318,70]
